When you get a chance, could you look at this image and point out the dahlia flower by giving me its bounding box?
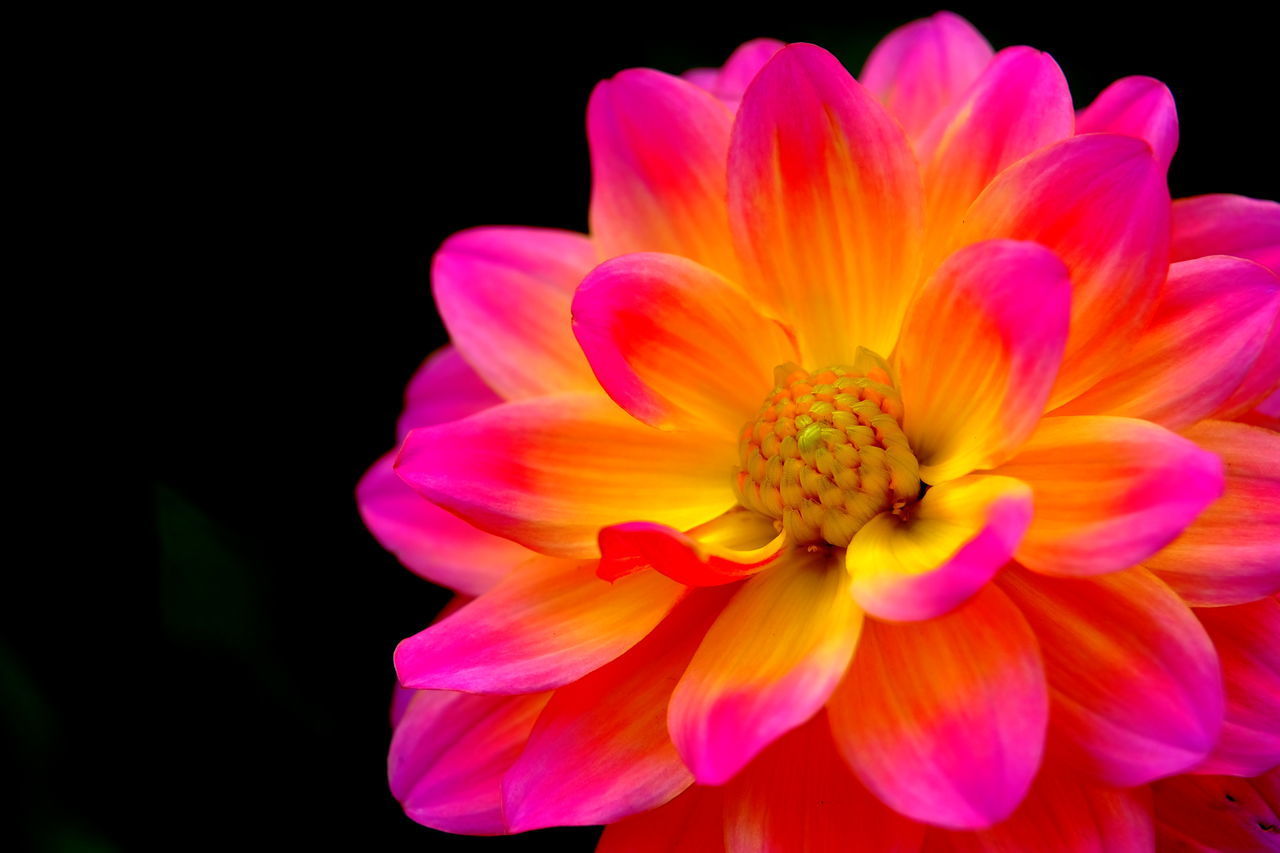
[358,12,1280,850]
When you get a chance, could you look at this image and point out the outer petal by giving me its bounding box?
[396,346,503,437]
[998,566,1224,787]
[668,547,862,785]
[846,474,1033,622]
[1152,772,1280,852]
[896,240,1071,482]
[995,416,1223,576]
[1195,597,1280,776]
[729,43,925,366]
[1076,76,1178,171]
[502,588,732,831]
[394,556,684,694]
[395,393,737,558]
[432,227,598,399]
[829,585,1048,830]
[572,252,798,434]
[683,38,785,109]
[1054,257,1280,430]
[723,713,925,853]
[1171,193,1280,271]
[388,688,551,834]
[588,69,738,278]
[598,510,785,586]
[597,786,725,853]
[1145,421,1280,606]
[859,11,994,145]
[924,766,1155,853]
[955,134,1170,407]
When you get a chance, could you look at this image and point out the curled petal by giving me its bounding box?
[1146,421,1280,606]
[432,227,598,399]
[1152,772,1280,852]
[598,509,785,586]
[996,416,1223,576]
[684,38,785,109]
[1076,75,1178,171]
[829,585,1048,830]
[847,475,1032,622]
[669,547,862,785]
[999,566,1224,787]
[1171,193,1280,271]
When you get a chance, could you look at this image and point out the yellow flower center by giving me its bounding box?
[733,358,920,548]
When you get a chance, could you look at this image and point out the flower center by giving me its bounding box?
[733,358,920,547]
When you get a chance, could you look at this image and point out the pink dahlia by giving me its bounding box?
[358,12,1280,850]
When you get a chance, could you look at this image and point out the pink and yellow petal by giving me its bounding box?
[729,43,925,366]
[998,566,1223,787]
[572,252,798,435]
[846,475,1032,622]
[395,393,737,558]
[668,547,862,785]
[394,556,684,694]
[1145,421,1280,606]
[828,585,1048,830]
[895,240,1071,482]
[995,416,1223,576]
[598,509,785,586]
[1152,771,1280,852]
[1076,76,1178,171]
[432,226,599,399]
[1171,193,1280,271]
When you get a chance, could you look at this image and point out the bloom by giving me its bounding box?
[359,11,1280,850]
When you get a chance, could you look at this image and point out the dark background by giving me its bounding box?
[9,4,1275,850]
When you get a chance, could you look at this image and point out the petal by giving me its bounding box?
[394,556,684,694]
[729,43,925,366]
[388,688,551,834]
[684,38,785,108]
[432,226,599,399]
[1195,597,1280,776]
[572,252,798,434]
[1076,76,1178,171]
[1145,421,1280,606]
[1152,773,1280,852]
[925,766,1155,853]
[356,452,526,594]
[597,786,725,853]
[1217,305,1280,421]
[995,416,1223,576]
[846,474,1032,622]
[396,346,503,438]
[920,48,1073,259]
[395,393,737,558]
[588,69,738,278]
[1171,193,1280,272]
[723,713,925,853]
[859,11,994,145]
[502,588,732,831]
[829,584,1048,830]
[668,547,862,785]
[598,509,785,586]
[955,134,1171,407]
[998,566,1223,787]
[896,239,1071,482]
[1053,256,1280,430]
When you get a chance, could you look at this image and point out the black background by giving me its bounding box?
[11,4,1276,850]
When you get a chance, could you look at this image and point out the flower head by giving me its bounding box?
[359,11,1280,849]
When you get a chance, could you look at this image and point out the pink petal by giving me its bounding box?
[1195,597,1280,776]
[394,556,684,694]
[995,416,1223,577]
[859,11,994,145]
[572,251,798,434]
[1076,76,1178,171]
[588,69,738,278]
[955,134,1170,407]
[395,393,736,558]
[388,688,550,834]
[723,713,925,852]
[1172,193,1280,271]
[829,585,1048,830]
[684,38,785,109]
[1153,772,1280,852]
[396,346,503,438]
[1217,299,1280,420]
[1146,421,1280,606]
[729,43,924,366]
[669,547,862,785]
[895,239,1071,482]
[503,588,733,831]
[847,475,1032,622]
[598,509,784,586]
[597,786,726,853]
[1053,256,1280,430]
[999,566,1223,787]
[432,226,599,399]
